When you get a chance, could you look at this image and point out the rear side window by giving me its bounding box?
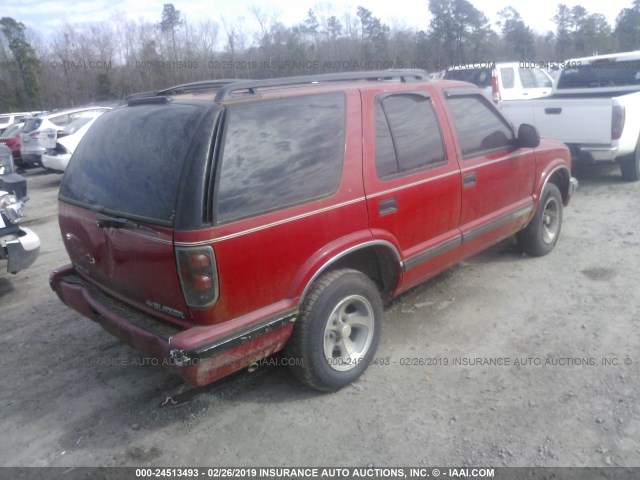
[215,93,345,223]
[60,103,207,224]
[500,68,515,89]
[446,94,514,157]
[375,94,446,179]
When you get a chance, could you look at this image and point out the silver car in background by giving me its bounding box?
[20,107,111,167]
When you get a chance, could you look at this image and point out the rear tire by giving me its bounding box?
[620,140,640,182]
[286,269,382,392]
[517,183,563,257]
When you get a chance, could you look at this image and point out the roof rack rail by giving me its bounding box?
[157,79,246,96]
[125,90,158,101]
[214,69,429,101]
[125,79,246,102]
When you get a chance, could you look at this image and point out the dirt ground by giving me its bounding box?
[1,164,639,468]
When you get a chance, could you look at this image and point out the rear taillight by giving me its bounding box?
[491,70,501,103]
[176,246,219,308]
[611,104,625,141]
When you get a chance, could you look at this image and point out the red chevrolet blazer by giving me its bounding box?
[50,71,577,391]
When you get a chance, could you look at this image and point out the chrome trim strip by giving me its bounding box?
[366,170,459,199]
[463,203,534,242]
[174,197,367,246]
[578,146,617,152]
[170,310,298,362]
[540,165,570,201]
[300,240,403,302]
[403,235,462,272]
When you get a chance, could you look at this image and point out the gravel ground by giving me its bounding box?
[0,164,638,468]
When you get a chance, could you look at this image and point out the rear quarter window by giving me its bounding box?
[500,68,515,89]
[215,93,346,223]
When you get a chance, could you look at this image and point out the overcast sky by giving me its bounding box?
[3,0,635,38]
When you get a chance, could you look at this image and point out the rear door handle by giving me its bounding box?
[463,172,477,188]
[545,108,562,115]
[378,197,397,216]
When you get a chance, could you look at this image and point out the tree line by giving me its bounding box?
[1,0,640,112]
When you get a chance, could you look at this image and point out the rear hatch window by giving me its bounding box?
[557,60,640,89]
[59,103,208,225]
[22,118,42,133]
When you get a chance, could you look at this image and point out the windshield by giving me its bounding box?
[59,103,207,225]
[557,59,640,89]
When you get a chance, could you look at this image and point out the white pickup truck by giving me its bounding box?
[500,51,640,181]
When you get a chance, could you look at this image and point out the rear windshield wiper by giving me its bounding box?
[96,213,157,233]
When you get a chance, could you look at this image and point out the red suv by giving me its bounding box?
[51,71,577,391]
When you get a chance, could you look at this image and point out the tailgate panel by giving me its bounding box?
[59,202,190,326]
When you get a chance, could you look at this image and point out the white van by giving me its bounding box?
[444,62,554,102]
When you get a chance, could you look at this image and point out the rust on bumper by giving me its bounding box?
[50,265,296,386]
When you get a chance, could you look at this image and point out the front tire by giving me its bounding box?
[286,269,382,392]
[517,183,563,257]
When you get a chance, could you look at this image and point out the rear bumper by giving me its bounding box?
[567,177,579,204]
[41,153,70,173]
[1,226,40,273]
[568,144,618,163]
[49,265,296,386]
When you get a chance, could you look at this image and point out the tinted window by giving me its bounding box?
[500,68,515,89]
[557,60,640,89]
[375,94,446,179]
[60,104,206,224]
[446,95,514,157]
[216,93,345,223]
[444,68,492,88]
[22,118,42,133]
[0,116,10,125]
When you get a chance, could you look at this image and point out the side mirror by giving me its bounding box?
[517,123,540,148]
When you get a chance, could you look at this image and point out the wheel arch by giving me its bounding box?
[294,240,403,306]
[540,164,571,206]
